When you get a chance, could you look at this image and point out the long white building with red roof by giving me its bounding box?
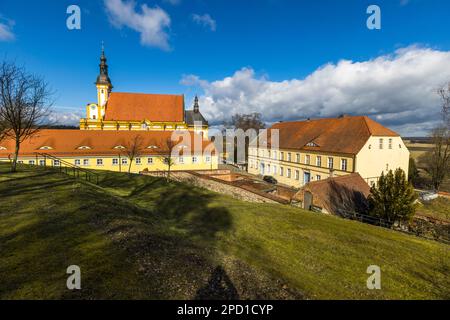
[248,115,410,188]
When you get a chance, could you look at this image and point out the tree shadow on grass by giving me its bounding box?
[111,179,235,299]
[195,266,239,300]
[152,182,232,241]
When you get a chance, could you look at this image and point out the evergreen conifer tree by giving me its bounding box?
[368,168,417,226]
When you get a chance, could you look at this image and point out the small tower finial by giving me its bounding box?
[193,95,199,113]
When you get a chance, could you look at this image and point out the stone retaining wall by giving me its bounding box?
[143,171,282,204]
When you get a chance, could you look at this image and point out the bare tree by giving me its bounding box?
[162,137,176,182]
[437,83,450,127]
[230,113,266,132]
[226,113,266,165]
[420,84,450,190]
[0,61,53,172]
[125,135,144,174]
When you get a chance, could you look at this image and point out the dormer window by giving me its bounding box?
[0,146,6,150]
[39,146,53,150]
[306,142,318,147]
[147,145,158,149]
[114,145,126,150]
[77,146,92,150]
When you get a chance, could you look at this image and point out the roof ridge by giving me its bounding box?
[111,92,184,97]
[361,115,373,136]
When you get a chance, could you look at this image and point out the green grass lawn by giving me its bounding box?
[417,197,450,222]
[0,163,449,300]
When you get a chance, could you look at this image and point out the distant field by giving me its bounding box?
[404,141,434,160]
[0,163,449,300]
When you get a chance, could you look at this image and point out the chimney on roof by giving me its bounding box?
[193,95,199,113]
[338,114,349,118]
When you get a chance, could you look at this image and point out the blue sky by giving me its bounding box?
[1,0,450,135]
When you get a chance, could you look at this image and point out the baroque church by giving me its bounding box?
[80,47,209,138]
[0,48,217,173]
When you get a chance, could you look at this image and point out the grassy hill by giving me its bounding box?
[0,163,448,300]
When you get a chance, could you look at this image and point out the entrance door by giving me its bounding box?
[303,172,311,184]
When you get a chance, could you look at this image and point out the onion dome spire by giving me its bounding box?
[96,42,112,88]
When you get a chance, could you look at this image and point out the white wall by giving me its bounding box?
[355,136,410,186]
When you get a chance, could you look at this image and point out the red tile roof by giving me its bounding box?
[103,92,185,122]
[294,173,371,215]
[267,116,399,154]
[0,130,214,158]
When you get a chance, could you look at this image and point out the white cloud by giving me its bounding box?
[47,109,83,126]
[400,0,410,6]
[163,0,181,5]
[0,17,15,41]
[192,13,216,32]
[104,0,171,50]
[181,46,450,136]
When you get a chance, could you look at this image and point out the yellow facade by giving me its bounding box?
[248,147,354,188]
[8,154,218,174]
[249,135,410,189]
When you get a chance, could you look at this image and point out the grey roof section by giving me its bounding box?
[185,110,208,126]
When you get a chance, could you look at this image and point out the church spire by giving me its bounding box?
[193,95,199,113]
[96,42,112,89]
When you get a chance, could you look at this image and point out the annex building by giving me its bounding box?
[0,49,217,173]
[248,115,410,188]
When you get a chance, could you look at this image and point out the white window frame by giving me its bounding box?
[112,158,119,166]
[341,159,348,171]
[83,159,89,166]
[121,158,128,165]
[305,155,310,165]
[135,158,142,165]
[328,157,333,169]
[316,156,322,167]
[96,159,103,166]
[74,159,81,166]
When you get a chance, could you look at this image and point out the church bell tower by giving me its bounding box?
[95,44,113,119]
